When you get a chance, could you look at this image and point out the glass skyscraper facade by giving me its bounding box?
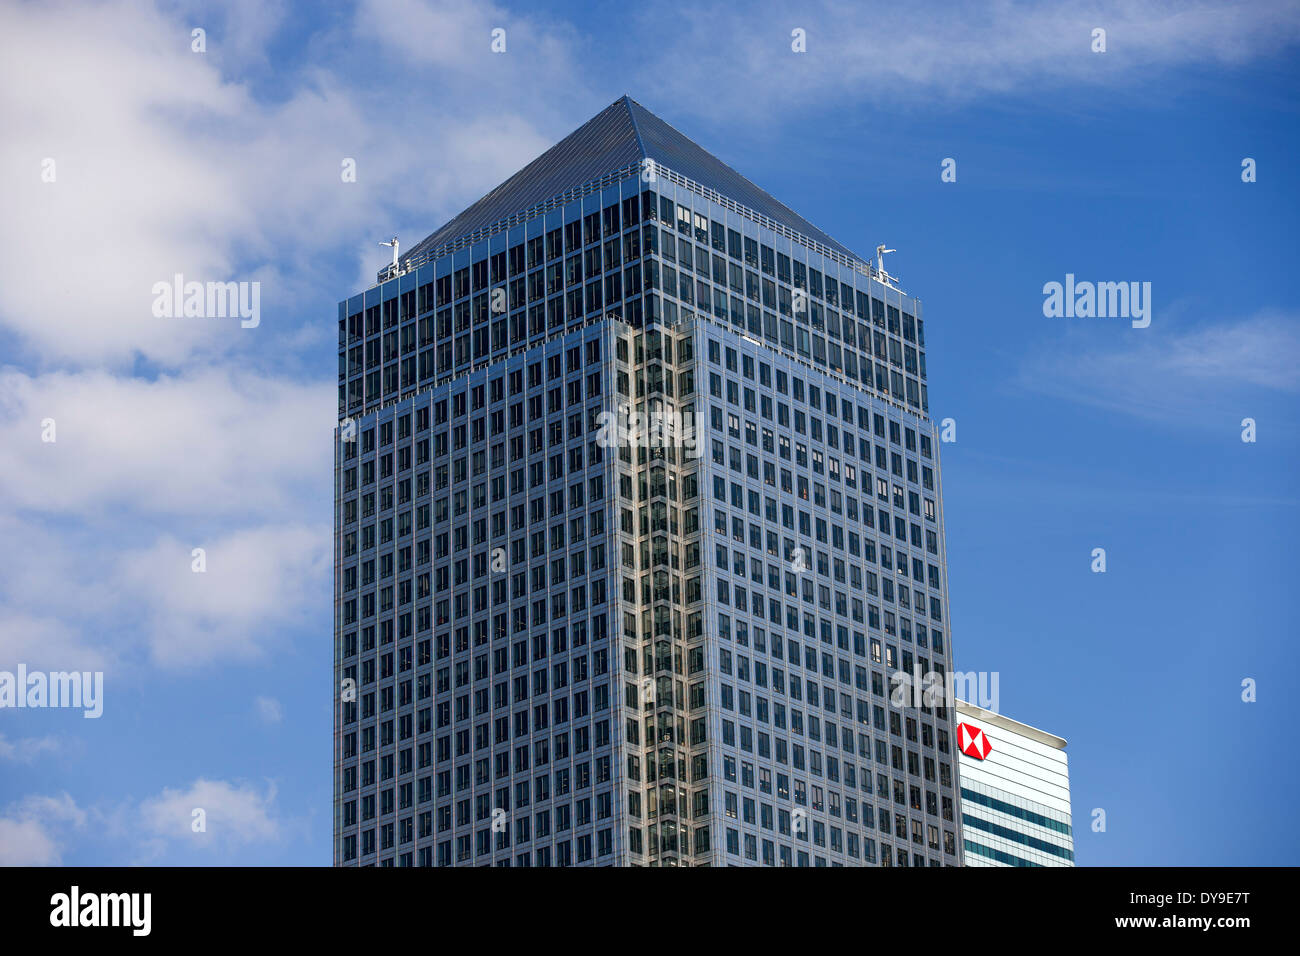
[333,97,963,866]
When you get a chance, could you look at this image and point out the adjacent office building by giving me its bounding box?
[955,700,1075,867]
[333,96,963,865]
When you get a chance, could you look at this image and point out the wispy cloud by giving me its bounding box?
[1017,311,1300,422]
[631,0,1300,122]
[0,733,62,763]
[254,696,283,724]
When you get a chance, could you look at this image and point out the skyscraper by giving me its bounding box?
[955,701,1075,867]
[334,96,962,866]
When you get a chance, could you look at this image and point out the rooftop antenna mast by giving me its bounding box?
[875,244,896,286]
[379,236,400,277]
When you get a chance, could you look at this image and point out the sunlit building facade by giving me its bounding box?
[955,700,1075,867]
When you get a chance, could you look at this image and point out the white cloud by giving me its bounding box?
[0,0,593,367]
[0,365,333,671]
[356,0,515,68]
[0,816,60,866]
[0,0,258,366]
[0,611,112,674]
[0,517,330,672]
[0,367,332,518]
[0,779,285,864]
[355,0,585,82]
[118,524,330,667]
[138,778,280,851]
[0,793,86,866]
[0,0,591,681]
[169,0,291,72]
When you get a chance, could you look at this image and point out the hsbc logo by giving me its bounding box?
[957,722,992,760]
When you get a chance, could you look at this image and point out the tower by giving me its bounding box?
[334,97,961,866]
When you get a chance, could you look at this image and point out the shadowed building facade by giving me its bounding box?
[333,97,963,866]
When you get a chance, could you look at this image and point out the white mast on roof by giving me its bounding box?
[379,236,400,277]
[875,244,896,287]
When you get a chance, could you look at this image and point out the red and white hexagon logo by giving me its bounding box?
[957,722,992,760]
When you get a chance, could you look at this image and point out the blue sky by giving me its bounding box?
[0,0,1296,865]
